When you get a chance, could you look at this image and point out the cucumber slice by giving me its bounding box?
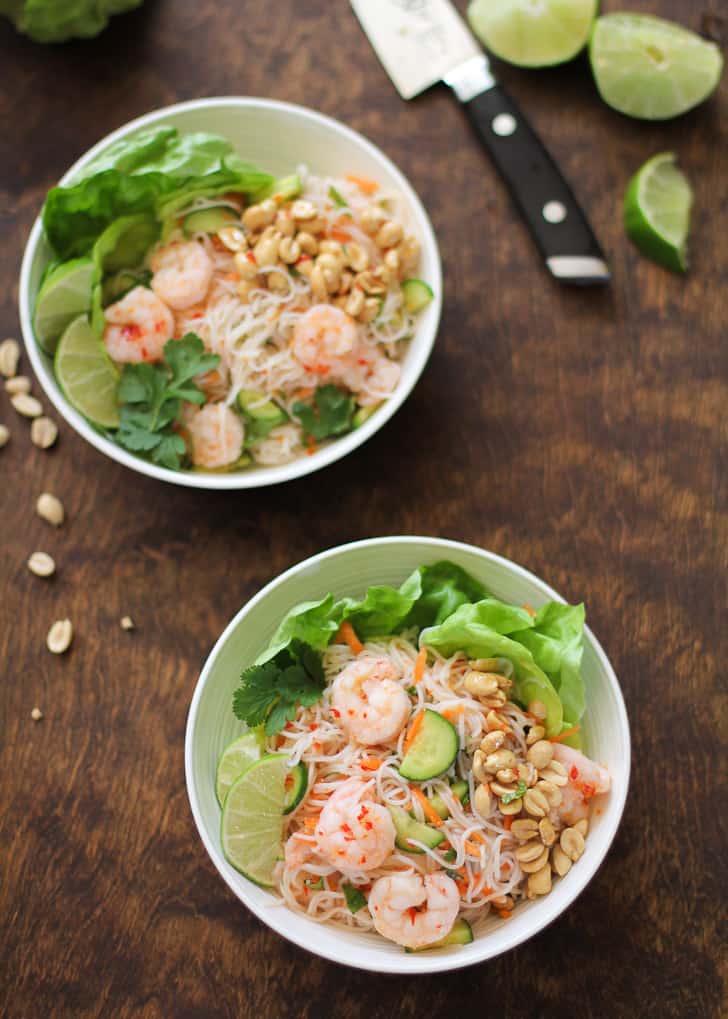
[102,269,152,306]
[283,762,308,814]
[352,402,382,428]
[405,917,473,952]
[428,779,470,820]
[388,805,445,853]
[399,709,459,781]
[401,278,433,314]
[183,207,238,237]
[237,389,287,425]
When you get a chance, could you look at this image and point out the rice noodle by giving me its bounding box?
[165,171,420,468]
[267,635,536,935]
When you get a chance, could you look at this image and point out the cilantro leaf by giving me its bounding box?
[342,883,367,913]
[232,641,326,735]
[113,332,220,471]
[293,384,355,442]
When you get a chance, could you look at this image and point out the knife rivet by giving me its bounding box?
[491,113,517,137]
[543,201,567,224]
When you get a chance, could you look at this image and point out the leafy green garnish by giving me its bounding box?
[114,333,219,470]
[342,883,367,913]
[232,639,326,736]
[406,685,417,696]
[305,877,324,890]
[293,384,355,442]
[328,185,349,209]
[501,780,527,804]
[445,869,461,881]
[443,848,457,863]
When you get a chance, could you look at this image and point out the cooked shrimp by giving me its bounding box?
[552,744,611,825]
[331,656,410,746]
[360,356,401,403]
[291,304,359,378]
[150,240,214,310]
[315,778,395,873]
[184,402,245,469]
[284,832,317,870]
[103,285,174,364]
[368,873,460,949]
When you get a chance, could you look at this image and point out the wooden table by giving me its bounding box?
[1,2,726,1016]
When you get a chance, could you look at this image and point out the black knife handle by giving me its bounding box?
[455,83,609,285]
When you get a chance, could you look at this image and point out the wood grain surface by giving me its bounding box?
[1,2,726,1016]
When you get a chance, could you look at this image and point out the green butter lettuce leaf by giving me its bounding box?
[420,601,564,737]
[250,560,587,741]
[511,602,586,731]
[92,213,159,276]
[42,126,274,260]
[1,0,143,44]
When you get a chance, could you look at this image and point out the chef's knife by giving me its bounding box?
[349,0,610,286]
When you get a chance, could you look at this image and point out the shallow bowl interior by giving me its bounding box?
[185,537,630,974]
[19,98,441,489]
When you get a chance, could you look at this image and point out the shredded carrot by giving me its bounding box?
[326,874,338,892]
[498,909,513,920]
[328,228,352,243]
[522,603,536,618]
[549,724,582,744]
[402,711,424,754]
[442,705,466,722]
[503,816,513,831]
[413,647,427,684]
[469,831,486,845]
[360,757,383,771]
[409,785,444,827]
[346,173,379,195]
[336,620,364,655]
[302,815,320,833]
[464,842,482,859]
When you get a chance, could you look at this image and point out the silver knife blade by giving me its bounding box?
[350,0,484,100]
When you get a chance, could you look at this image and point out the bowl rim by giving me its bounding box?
[18,96,442,490]
[184,535,631,973]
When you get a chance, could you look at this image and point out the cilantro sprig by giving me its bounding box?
[114,333,220,470]
[501,780,528,804]
[232,639,326,736]
[293,384,355,443]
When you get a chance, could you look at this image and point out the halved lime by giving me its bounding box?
[33,257,95,354]
[54,315,120,428]
[468,0,598,68]
[215,730,265,807]
[590,13,724,120]
[220,754,289,886]
[624,153,692,273]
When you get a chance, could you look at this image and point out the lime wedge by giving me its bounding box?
[33,257,95,354]
[220,754,289,886]
[624,153,693,273]
[590,13,724,120]
[468,0,598,67]
[215,730,265,807]
[54,315,120,428]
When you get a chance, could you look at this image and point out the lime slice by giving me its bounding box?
[624,153,692,273]
[33,257,95,354]
[590,13,724,120]
[221,753,289,886]
[215,730,264,807]
[54,315,120,428]
[468,0,598,68]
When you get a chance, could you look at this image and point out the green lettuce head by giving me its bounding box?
[1,0,143,43]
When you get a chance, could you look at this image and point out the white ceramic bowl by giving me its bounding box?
[185,537,630,974]
[18,98,441,489]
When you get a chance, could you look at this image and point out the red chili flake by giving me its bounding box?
[121,324,142,341]
[296,254,312,263]
[363,822,373,831]
[359,855,367,865]
[309,723,318,731]
[407,908,417,926]
[330,708,341,718]
[347,709,354,716]
[341,823,353,834]
[357,358,369,366]
[246,251,256,263]
[580,782,596,801]
[570,766,579,781]
[362,712,368,719]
